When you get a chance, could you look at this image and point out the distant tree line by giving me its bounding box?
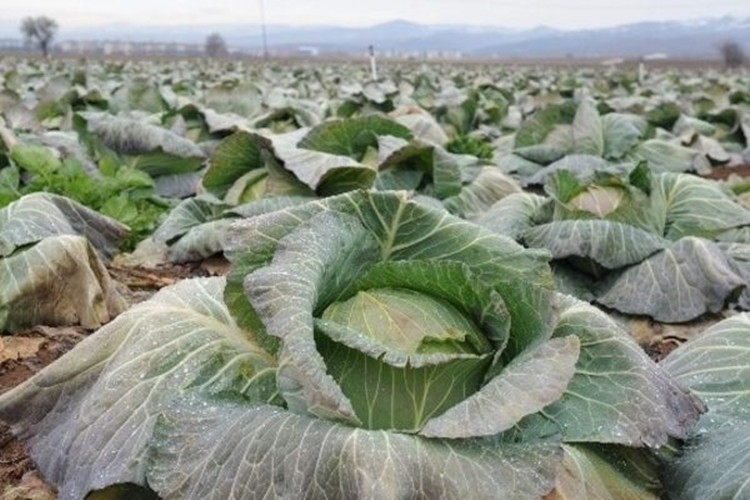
[720,41,746,69]
[20,16,58,58]
[205,33,228,58]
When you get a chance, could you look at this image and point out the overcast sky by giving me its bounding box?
[2,0,750,30]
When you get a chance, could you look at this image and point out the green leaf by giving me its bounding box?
[202,131,268,198]
[393,110,449,145]
[635,140,710,174]
[223,169,268,204]
[602,113,647,160]
[80,113,205,177]
[551,263,596,302]
[0,278,276,499]
[515,105,564,148]
[661,314,750,499]
[597,238,746,322]
[153,197,232,245]
[0,165,21,206]
[652,173,750,240]
[550,444,662,499]
[533,294,705,446]
[315,317,491,432]
[514,144,566,165]
[475,192,548,241]
[320,287,491,356]
[0,193,129,260]
[99,195,139,224]
[147,394,563,500]
[442,167,521,220]
[354,260,511,345]
[298,115,413,160]
[572,99,604,156]
[240,211,381,424]
[528,154,611,186]
[166,219,237,263]
[662,314,750,424]
[661,424,750,500]
[10,143,61,175]
[524,220,668,269]
[420,336,580,439]
[272,134,377,194]
[225,191,554,356]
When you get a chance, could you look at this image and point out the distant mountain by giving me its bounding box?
[0,17,748,59]
[478,16,750,59]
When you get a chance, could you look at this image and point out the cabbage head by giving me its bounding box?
[0,191,703,499]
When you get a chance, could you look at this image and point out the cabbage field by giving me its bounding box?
[0,57,749,499]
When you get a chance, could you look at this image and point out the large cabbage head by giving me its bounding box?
[0,190,703,499]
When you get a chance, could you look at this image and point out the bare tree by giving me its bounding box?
[20,16,58,58]
[205,33,228,58]
[720,41,746,69]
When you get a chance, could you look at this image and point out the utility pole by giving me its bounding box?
[368,45,378,81]
[259,0,269,60]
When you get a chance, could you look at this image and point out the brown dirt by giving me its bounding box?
[701,164,750,181]
[0,326,86,498]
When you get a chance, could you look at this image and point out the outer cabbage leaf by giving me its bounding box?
[0,278,277,500]
[634,140,710,174]
[660,315,750,499]
[475,192,548,241]
[652,173,750,241]
[441,166,521,220]
[549,444,662,500]
[165,219,237,263]
[602,113,648,160]
[146,394,563,500]
[154,196,313,263]
[392,108,449,145]
[272,131,377,194]
[660,424,750,500]
[0,192,129,260]
[524,220,668,269]
[0,235,125,332]
[78,113,205,177]
[252,97,324,130]
[201,130,270,199]
[525,294,704,447]
[298,115,413,159]
[514,144,566,165]
[571,99,604,156]
[515,105,568,149]
[551,264,596,302]
[662,314,750,423]
[597,237,746,322]
[527,155,611,186]
[153,197,232,245]
[375,136,463,199]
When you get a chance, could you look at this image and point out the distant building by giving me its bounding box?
[0,38,30,53]
[53,40,207,57]
[642,53,669,61]
[297,46,320,57]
